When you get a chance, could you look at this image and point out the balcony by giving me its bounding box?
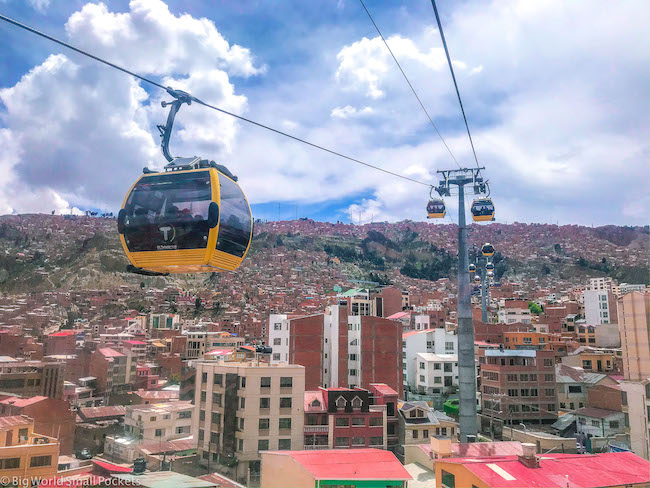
[304,425,329,433]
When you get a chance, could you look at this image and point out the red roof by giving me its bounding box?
[0,395,48,407]
[98,348,124,358]
[419,441,523,459]
[49,331,77,337]
[304,391,326,412]
[0,415,32,428]
[206,349,234,356]
[124,340,146,345]
[369,383,398,396]
[91,459,132,473]
[403,329,427,338]
[387,311,410,320]
[271,449,412,480]
[440,452,650,488]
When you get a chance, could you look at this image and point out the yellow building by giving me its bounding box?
[0,415,59,479]
[561,348,619,373]
[618,291,650,381]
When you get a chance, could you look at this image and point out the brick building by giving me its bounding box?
[44,331,77,356]
[303,387,387,451]
[269,305,403,395]
[0,396,75,454]
[479,349,558,425]
[0,359,64,399]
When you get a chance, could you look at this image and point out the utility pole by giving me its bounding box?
[435,167,485,442]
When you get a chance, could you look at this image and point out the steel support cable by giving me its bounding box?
[358,0,461,170]
[0,13,431,188]
[430,0,480,169]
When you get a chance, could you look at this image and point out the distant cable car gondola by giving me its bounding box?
[474,275,481,283]
[487,271,494,278]
[426,196,446,219]
[481,243,495,257]
[471,198,495,222]
[486,262,494,271]
[117,89,252,275]
[469,264,476,273]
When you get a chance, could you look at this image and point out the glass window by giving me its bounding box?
[279,418,292,430]
[261,377,271,388]
[351,436,365,446]
[213,374,223,386]
[123,171,212,251]
[280,397,292,408]
[352,417,365,426]
[335,437,349,447]
[30,455,51,468]
[280,377,293,388]
[369,417,382,426]
[370,436,383,446]
[441,470,455,488]
[259,419,270,430]
[216,175,251,257]
[260,397,270,409]
[336,417,350,427]
[258,439,269,451]
[278,439,291,450]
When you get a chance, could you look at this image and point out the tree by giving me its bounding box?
[554,243,562,253]
[528,302,543,315]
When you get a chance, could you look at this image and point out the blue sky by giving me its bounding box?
[0,0,648,226]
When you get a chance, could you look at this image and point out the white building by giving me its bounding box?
[402,329,457,393]
[575,407,625,438]
[269,314,290,364]
[123,401,195,441]
[183,331,245,360]
[586,277,614,291]
[584,289,613,325]
[617,283,647,295]
[414,353,459,396]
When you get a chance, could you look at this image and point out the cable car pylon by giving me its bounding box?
[434,166,490,442]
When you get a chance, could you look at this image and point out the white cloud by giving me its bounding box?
[27,0,50,13]
[0,0,259,215]
[330,105,374,119]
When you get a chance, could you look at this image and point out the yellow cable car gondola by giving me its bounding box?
[486,262,494,271]
[471,198,495,222]
[426,197,446,219]
[481,243,495,257]
[469,264,476,274]
[117,89,252,275]
[474,275,481,283]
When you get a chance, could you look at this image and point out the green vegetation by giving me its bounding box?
[528,302,543,314]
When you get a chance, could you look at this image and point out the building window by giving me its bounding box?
[238,439,243,451]
[352,436,365,446]
[278,439,291,450]
[544,359,554,367]
[280,377,293,388]
[624,413,629,427]
[568,385,582,393]
[370,436,383,446]
[279,418,292,430]
[239,418,245,430]
[508,389,518,397]
[210,432,219,444]
[419,362,425,370]
[260,377,271,388]
[201,372,207,383]
[621,391,628,406]
[349,354,358,361]
[213,374,223,386]
[484,372,499,381]
[591,420,600,427]
[273,353,281,361]
[336,397,347,408]
[582,360,592,369]
[351,396,362,409]
[280,397,292,408]
[258,439,269,451]
[200,410,206,421]
[423,429,429,438]
[155,429,163,437]
[349,369,358,377]
[434,377,442,384]
[29,455,51,468]
[200,392,206,402]
[274,323,282,330]
[545,374,554,381]
[441,469,455,488]
[369,417,382,426]
[520,374,529,382]
[179,410,192,419]
[609,420,619,429]
[211,412,221,425]
[445,341,454,352]
[259,418,270,431]
[413,430,419,439]
[507,374,518,381]
[336,417,350,427]
[545,388,555,396]
[0,458,19,470]
[213,393,222,406]
[240,397,246,409]
[335,437,349,447]
[273,338,281,346]
[352,417,365,426]
[198,429,204,441]
[260,397,270,409]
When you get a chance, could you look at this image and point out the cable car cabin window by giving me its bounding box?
[216,176,251,257]
[124,171,212,252]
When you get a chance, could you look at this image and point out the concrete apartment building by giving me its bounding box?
[414,353,459,397]
[269,305,403,396]
[397,401,457,453]
[194,359,306,486]
[555,364,617,411]
[0,416,59,481]
[497,299,532,324]
[183,331,245,360]
[617,291,650,460]
[88,347,132,402]
[402,328,457,396]
[44,330,77,356]
[584,289,618,325]
[618,291,650,381]
[123,401,194,441]
[0,359,64,399]
[479,349,558,425]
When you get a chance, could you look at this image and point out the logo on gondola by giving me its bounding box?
[159,225,176,243]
